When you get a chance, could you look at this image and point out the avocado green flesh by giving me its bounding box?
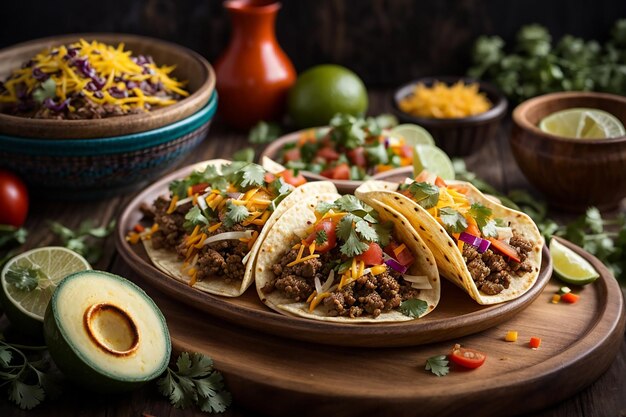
[44,270,171,392]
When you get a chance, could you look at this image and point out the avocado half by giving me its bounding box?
[43,270,171,392]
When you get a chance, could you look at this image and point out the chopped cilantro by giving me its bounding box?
[315,230,328,246]
[5,266,40,292]
[439,207,468,234]
[316,201,334,215]
[373,221,393,247]
[365,142,389,165]
[405,182,440,209]
[183,206,210,230]
[268,177,293,212]
[333,195,368,213]
[355,220,378,242]
[248,121,282,144]
[232,147,255,163]
[32,78,56,103]
[336,215,356,241]
[341,231,369,257]
[425,355,450,377]
[399,298,428,318]
[223,202,250,228]
[468,203,497,237]
[227,163,265,190]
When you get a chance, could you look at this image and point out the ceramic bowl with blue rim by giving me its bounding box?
[0,91,218,200]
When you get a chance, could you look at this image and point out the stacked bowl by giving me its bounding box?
[0,34,217,199]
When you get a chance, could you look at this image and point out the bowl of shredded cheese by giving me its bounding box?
[392,76,507,156]
[0,33,215,139]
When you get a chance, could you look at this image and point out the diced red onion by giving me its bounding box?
[384,258,407,274]
[43,98,70,112]
[459,232,490,254]
[478,239,491,253]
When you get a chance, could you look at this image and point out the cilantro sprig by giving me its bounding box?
[425,355,450,377]
[468,203,498,238]
[223,202,250,228]
[0,335,62,410]
[438,207,467,234]
[399,299,428,318]
[328,113,384,149]
[157,352,231,413]
[400,181,440,209]
[48,219,115,264]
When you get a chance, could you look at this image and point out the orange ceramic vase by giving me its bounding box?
[215,0,296,130]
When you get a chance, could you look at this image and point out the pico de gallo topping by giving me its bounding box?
[399,171,536,295]
[262,195,432,318]
[279,113,414,180]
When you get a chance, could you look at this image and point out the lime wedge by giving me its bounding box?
[1,247,91,334]
[413,144,455,180]
[390,123,436,146]
[539,108,625,139]
[550,238,599,286]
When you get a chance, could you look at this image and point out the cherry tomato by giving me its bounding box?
[347,147,367,168]
[304,221,337,253]
[0,170,29,227]
[316,147,340,162]
[356,242,383,266]
[449,344,486,369]
[384,241,415,267]
[283,148,301,162]
[278,170,307,187]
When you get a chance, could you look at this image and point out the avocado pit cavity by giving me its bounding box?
[84,303,139,356]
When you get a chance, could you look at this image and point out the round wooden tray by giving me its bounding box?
[116,160,551,347]
[126,238,624,417]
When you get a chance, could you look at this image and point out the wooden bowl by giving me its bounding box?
[0,33,215,139]
[260,128,415,194]
[511,92,626,212]
[392,76,507,156]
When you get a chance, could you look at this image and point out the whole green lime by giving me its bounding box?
[287,64,368,128]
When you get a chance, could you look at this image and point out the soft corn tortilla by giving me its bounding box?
[255,194,441,322]
[355,180,543,305]
[144,159,339,297]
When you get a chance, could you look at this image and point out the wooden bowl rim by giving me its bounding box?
[0,33,215,139]
[512,91,626,144]
[391,75,508,126]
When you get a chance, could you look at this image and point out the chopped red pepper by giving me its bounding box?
[561,292,580,304]
[133,224,145,233]
[487,238,521,263]
[529,337,541,349]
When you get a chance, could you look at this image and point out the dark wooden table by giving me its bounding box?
[1,91,625,417]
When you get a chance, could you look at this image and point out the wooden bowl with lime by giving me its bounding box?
[511,92,626,212]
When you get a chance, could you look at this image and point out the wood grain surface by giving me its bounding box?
[1,91,625,417]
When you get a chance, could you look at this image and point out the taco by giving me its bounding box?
[355,174,543,305]
[136,159,338,297]
[255,194,440,322]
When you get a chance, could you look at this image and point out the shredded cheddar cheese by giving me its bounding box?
[398,81,492,119]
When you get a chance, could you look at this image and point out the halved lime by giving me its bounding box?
[550,238,599,286]
[539,108,625,139]
[0,247,91,335]
[413,144,455,180]
[390,123,436,146]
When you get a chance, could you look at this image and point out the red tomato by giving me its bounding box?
[434,176,448,188]
[304,221,337,253]
[383,241,415,267]
[449,344,486,369]
[190,182,209,194]
[347,147,367,168]
[320,163,351,180]
[278,170,307,187]
[283,148,301,162]
[398,145,413,158]
[356,242,383,266]
[316,147,340,162]
[0,170,29,227]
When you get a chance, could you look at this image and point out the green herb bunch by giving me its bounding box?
[469,19,626,102]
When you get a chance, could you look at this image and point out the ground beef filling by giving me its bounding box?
[150,197,189,251]
[263,247,421,318]
[463,233,534,295]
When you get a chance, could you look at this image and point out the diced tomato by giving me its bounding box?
[316,147,340,162]
[465,221,481,237]
[383,241,415,267]
[449,344,486,369]
[190,182,209,194]
[283,148,301,162]
[278,170,307,187]
[561,293,579,304]
[487,238,521,263]
[321,163,350,180]
[304,221,337,253]
[264,173,276,183]
[529,337,542,349]
[398,145,413,158]
[435,176,447,188]
[356,242,383,266]
[347,147,367,168]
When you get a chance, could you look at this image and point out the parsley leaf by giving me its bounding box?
[399,298,428,318]
[315,230,328,245]
[157,352,231,413]
[223,202,250,228]
[469,203,498,238]
[183,206,210,230]
[5,265,40,291]
[406,182,440,209]
[438,207,468,234]
[425,355,450,377]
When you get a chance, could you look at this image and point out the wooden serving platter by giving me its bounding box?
[116,160,551,347]
[126,238,624,417]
